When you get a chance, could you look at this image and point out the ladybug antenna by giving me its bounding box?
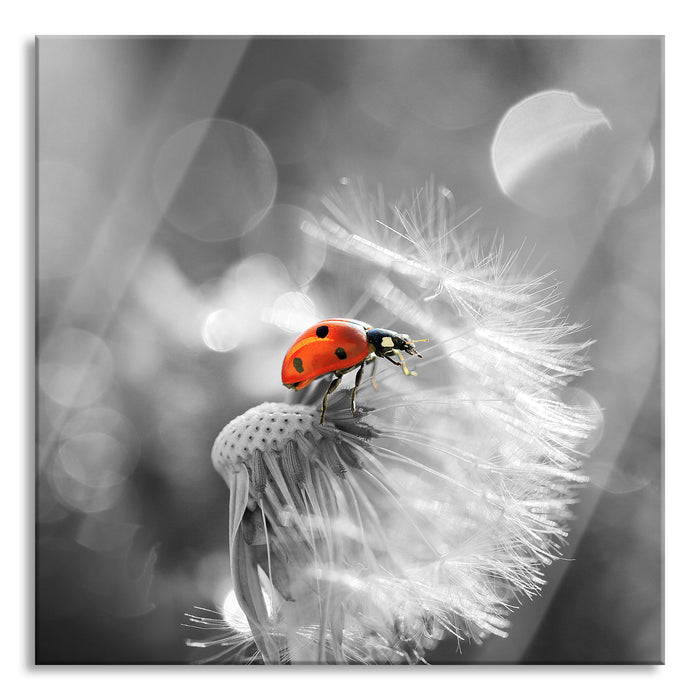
[411,338,428,357]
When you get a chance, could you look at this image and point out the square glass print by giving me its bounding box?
[36,36,663,664]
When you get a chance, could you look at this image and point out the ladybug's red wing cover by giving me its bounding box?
[281,320,370,388]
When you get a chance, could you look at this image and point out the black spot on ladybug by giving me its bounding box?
[316,325,329,338]
[293,357,304,373]
[335,347,347,360]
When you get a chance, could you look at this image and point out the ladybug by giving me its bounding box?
[282,318,426,425]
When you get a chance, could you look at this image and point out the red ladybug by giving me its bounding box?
[282,318,426,424]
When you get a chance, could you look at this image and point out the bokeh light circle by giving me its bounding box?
[221,589,251,633]
[195,551,231,605]
[267,291,318,333]
[221,588,272,633]
[153,119,277,241]
[60,405,139,452]
[232,254,291,306]
[58,432,132,488]
[50,475,125,514]
[201,308,240,353]
[491,90,612,218]
[39,328,114,407]
[242,204,326,288]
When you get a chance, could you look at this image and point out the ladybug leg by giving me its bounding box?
[369,356,378,391]
[319,374,343,425]
[394,350,418,377]
[350,363,365,417]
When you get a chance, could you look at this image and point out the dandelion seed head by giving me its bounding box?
[192,180,601,664]
[212,403,317,478]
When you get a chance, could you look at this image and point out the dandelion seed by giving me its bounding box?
[189,181,600,664]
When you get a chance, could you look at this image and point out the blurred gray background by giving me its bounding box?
[36,36,662,663]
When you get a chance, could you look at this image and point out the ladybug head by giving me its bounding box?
[366,328,425,359]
